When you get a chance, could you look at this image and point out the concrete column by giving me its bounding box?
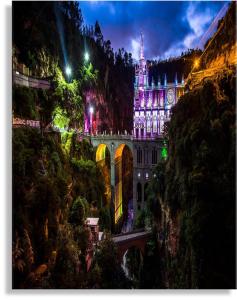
[110,149,115,224]
[141,181,144,209]
[110,144,115,190]
[133,174,137,222]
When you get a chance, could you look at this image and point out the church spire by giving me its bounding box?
[140,32,144,60]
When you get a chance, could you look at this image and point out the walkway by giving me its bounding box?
[112,230,152,245]
[112,229,152,261]
[13,71,51,89]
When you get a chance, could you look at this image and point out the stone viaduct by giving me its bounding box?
[90,134,164,224]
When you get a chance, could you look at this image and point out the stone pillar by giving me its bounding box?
[144,119,147,139]
[110,146,115,224]
[133,173,137,223]
[141,181,144,209]
[132,146,137,225]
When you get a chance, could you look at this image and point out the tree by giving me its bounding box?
[95,236,131,288]
[94,20,103,45]
[69,197,89,226]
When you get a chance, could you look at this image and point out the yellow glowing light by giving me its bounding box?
[96,144,107,162]
[114,144,126,223]
[194,59,199,68]
[96,144,111,205]
[114,144,125,159]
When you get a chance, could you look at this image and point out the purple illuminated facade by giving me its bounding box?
[133,34,185,139]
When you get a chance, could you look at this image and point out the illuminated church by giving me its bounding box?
[133,33,185,139]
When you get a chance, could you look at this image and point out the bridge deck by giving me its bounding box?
[112,230,152,244]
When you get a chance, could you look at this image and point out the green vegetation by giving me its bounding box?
[202,2,236,68]
[53,67,83,129]
[13,1,134,133]
[89,236,131,288]
[13,86,39,120]
[148,48,202,84]
[148,71,236,288]
[12,0,236,290]
[52,106,70,130]
[13,86,59,128]
[12,127,113,288]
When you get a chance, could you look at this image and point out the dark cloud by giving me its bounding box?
[79,1,229,60]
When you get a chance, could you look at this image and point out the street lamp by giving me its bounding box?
[89,106,94,114]
[65,65,72,77]
[89,106,94,135]
[65,65,72,83]
[194,59,199,68]
[84,52,90,62]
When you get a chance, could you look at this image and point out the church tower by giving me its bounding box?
[133,32,184,139]
[133,33,149,138]
[135,33,148,89]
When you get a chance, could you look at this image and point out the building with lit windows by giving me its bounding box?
[132,33,184,212]
[133,33,184,138]
[90,34,186,222]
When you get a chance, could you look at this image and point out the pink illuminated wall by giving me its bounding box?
[133,33,185,139]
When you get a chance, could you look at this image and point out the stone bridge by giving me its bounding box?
[90,134,163,224]
[112,229,152,262]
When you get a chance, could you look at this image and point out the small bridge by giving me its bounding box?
[112,229,152,262]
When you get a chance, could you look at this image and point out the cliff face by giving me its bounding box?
[151,5,236,287]
[155,69,236,288]
[201,2,236,70]
[12,127,109,288]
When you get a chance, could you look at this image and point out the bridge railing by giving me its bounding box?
[88,133,164,141]
[112,228,149,238]
[90,133,133,140]
[13,71,51,90]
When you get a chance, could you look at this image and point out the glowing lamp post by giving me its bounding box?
[89,106,94,135]
[84,52,90,62]
[65,65,72,81]
[194,59,199,69]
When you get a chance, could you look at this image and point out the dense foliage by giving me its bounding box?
[12,127,118,288]
[89,236,132,288]
[12,0,236,290]
[201,1,236,68]
[148,49,202,85]
[13,1,134,133]
[148,71,236,288]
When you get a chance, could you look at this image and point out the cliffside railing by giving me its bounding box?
[13,71,51,90]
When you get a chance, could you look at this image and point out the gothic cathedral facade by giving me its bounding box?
[133,33,185,139]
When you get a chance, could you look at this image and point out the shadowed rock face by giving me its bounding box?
[153,71,236,288]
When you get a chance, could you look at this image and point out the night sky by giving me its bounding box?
[79,1,229,61]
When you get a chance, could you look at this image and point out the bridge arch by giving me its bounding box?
[114,144,133,225]
[113,230,152,263]
[122,246,143,280]
[95,143,111,205]
[137,182,142,211]
[144,182,149,203]
[96,143,110,162]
